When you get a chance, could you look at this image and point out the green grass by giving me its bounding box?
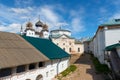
[61,65,77,77]
[90,54,110,74]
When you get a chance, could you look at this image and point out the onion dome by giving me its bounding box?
[43,24,48,30]
[26,22,33,29]
[35,20,43,27]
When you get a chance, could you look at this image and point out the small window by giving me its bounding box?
[0,68,12,77]
[29,63,36,70]
[69,43,71,45]
[16,65,26,73]
[78,48,80,52]
[39,62,44,67]
[63,43,65,45]
[56,43,58,45]
[69,48,71,52]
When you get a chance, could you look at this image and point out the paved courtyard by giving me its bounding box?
[55,54,104,80]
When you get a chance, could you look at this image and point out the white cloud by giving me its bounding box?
[0,3,86,36]
[14,0,33,7]
[40,7,59,24]
[0,4,66,33]
[71,18,85,32]
[70,8,85,33]
[0,23,21,33]
[11,8,30,14]
[56,22,69,27]
[110,12,120,19]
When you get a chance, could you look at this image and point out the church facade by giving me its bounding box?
[50,29,84,54]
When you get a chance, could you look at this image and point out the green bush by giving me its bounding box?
[91,54,110,74]
[61,65,77,77]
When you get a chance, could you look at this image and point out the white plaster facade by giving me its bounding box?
[51,30,84,54]
[83,41,91,53]
[26,30,35,37]
[0,58,69,80]
[90,26,120,64]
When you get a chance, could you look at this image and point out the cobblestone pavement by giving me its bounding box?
[53,54,104,80]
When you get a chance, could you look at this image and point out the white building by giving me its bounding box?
[50,29,84,54]
[83,38,92,53]
[0,19,70,80]
[90,19,120,64]
[21,19,49,39]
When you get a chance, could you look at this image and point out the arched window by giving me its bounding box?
[63,43,65,45]
[69,48,71,52]
[26,79,31,80]
[78,48,80,52]
[36,74,43,80]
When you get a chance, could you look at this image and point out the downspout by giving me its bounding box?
[56,56,71,76]
[57,59,61,76]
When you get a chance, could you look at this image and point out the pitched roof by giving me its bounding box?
[22,36,70,59]
[50,34,74,39]
[50,29,71,33]
[100,19,120,26]
[0,32,49,69]
[105,43,120,51]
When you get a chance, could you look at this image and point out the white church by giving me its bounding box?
[21,19,49,39]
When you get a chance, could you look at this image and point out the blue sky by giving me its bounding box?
[0,0,120,38]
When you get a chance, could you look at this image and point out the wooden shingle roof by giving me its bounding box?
[0,32,49,69]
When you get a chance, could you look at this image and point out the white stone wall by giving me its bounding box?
[89,41,94,53]
[105,29,120,46]
[43,31,49,39]
[90,27,120,64]
[0,58,69,80]
[74,43,84,54]
[26,30,35,37]
[84,41,90,53]
[91,29,106,63]
[52,37,84,54]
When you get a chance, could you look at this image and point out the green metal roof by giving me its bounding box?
[22,36,70,59]
[100,19,120,26]
[105,43,120,51]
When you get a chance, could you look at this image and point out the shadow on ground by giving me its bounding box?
[70,53,104,80]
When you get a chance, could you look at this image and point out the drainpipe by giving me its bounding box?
[57,59,61,76]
